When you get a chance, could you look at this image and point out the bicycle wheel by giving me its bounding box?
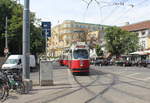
[16,82,25,94]
[1,85,9,102]
[0,85,5,100]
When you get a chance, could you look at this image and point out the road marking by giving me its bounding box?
[127,73,140,77]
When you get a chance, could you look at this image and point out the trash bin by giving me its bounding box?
[40,60,53,86]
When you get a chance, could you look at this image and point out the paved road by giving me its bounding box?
[3,63,150,103]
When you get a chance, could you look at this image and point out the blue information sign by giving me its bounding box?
[42,29,51,37]
[41,21,51,37]
[42,22,51,29]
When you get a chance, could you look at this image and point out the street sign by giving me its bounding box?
[4,48,9,54]
[41,21,51,37]
[42,29,51,37]
[42,22,51,29]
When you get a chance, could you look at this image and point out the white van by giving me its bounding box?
[2,55,36,70]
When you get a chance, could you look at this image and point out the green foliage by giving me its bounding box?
[0,0,45,56]
[30,24,45,55]
[104,26,139,56]
[95,45,103,56]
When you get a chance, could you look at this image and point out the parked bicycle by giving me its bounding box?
[0,70,9,102]
[0,69,25,102]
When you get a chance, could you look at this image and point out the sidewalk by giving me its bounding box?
[4,66,75,103]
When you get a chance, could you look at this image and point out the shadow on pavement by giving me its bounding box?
[89,68,108,76]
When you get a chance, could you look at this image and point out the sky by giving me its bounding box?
[20,0,150,27]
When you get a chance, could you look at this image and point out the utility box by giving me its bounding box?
[40,60,53,86]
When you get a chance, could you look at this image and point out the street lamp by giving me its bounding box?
[23,0,30,79]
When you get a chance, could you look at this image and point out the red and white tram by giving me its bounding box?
[68,42,90,74]
[59,55,64,66]
[62,53,69,66]
[59,49,69,66]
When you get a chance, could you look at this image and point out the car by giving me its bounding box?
[115,60,124,66]
[2,55,36,72]
[137,60,147,67]
[122,60,132,66]
[94,58,104,66]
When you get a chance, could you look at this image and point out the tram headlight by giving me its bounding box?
[80,60,83,66]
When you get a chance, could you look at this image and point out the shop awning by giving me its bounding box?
[130,51,147,55]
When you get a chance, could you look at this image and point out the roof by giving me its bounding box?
[8,55,22,59]
[121,20,150,31]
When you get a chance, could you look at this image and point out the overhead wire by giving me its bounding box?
[102,0,130,24]
[81,0,108,23]
[129,0,150,23]
[92,0,120,24]
[82,0,92,22]
[93,0,123,24]
[83,0,131,25]
[81,0,145,25]
[111,0,149,25]
[82,0,93,9]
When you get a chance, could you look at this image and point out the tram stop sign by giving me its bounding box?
[4,48,9,54]
[41,22,51,37]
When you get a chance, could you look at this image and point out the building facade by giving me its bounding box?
[121,20,150,50]
[48,20,104,57]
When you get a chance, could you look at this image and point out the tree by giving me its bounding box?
[0,0,45,56]
[104,26,139,57]
[95,45,103,56]
[30,22,45,55]
[0,0,18,55]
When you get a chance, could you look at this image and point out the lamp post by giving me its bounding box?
[22,0,32,93]
[23,0,30,79]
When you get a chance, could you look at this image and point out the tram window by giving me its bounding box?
[73,49,89,59]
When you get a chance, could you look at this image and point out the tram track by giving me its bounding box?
[90,67,150,102]
[25,69,103,103]
[73,69,116,103]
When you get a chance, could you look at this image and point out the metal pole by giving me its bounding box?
[5,17,8,49]
[23,0,30,79]
[45,30,47,58]
[5,17,8,57]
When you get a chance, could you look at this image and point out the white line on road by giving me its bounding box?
[127,73,140,77]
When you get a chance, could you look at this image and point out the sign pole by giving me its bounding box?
[5,17,8,57]
[45,29,47,58]
[41,22,51,59]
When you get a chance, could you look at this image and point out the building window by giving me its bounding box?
[63,24,72,28]
[141,40,146,49]
[76,24,79,28]
[142,31,145,35]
